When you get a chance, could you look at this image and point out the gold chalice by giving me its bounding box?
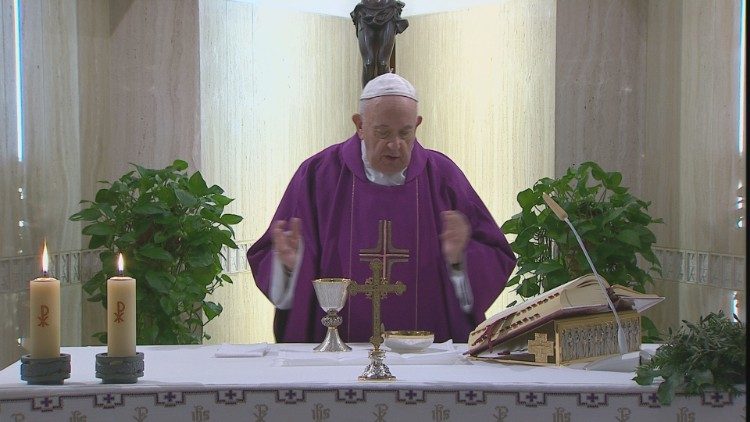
[312,278,352,352]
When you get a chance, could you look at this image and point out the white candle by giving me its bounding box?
[29,243,60,359]
[107,254,136,357]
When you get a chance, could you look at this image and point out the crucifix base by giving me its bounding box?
[358,349,396,381]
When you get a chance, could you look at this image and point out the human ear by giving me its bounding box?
[352,114,364,135]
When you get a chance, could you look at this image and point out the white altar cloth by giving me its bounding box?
[0,344,743,421]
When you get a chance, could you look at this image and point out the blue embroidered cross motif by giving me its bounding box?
[336,389,365,403]
[217,389,244,405]
[578,392,607,408]
[277,389,305,404]
[457,390,485,405]
[95,393,124,409]
[702,391,732,407]
[156,391,184,407]
[639,392,661,408]
[398,389,425,404]
[517,391,545,407]
[32,396,60,412]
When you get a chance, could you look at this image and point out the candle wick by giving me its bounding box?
[42,270,48,278]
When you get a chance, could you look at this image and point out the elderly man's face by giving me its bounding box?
[353,96,422,175]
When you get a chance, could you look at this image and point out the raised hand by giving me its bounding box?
[440,211,470,266]
[271,218,302,271]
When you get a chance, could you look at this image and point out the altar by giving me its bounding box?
[0,343,742,421]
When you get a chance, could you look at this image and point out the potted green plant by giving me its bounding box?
[634,311,746,405]
[70,159,243,344]
[500,161,663,340]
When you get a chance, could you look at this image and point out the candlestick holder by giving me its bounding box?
[20,353,71,385]
[95,352,144,384]
[358,349,395,381]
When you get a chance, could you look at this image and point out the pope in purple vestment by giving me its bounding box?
[247,74,516,344]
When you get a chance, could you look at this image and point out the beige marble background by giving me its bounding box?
[198,0,361,344]
[396,0,557,316]
[0,0,745,368]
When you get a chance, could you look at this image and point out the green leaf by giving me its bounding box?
[632,372,655,386]
[603,171,623,189]
[92,331,107,344]
[88,235,108,249]
[159,296,175,314]
[212,194,234,206]
[500,216,520,234]
[133,203,166,215]
[517,277,540,298]
[82,272,106,295]
[145,271,174,293]
[220,213,243,225]
[517,188,537,210]
[203,301,223,321]
[175,188,198,207]
[536,261,564,274]
[616,229,641,248]
[657,374,680,405]
[506,274,521,287]
[188,171,209,195]
[590,162,606,180]
[140,323,159,344]
[187,249,214,267]
[172,159,189,171]
[94,188,114,203]
[691,369,714,386]
[82,222,115,236]
[70,208,102,221]
[138,245,173,261]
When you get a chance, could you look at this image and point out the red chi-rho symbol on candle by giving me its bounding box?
[114,301,125,323]
[37,305,50,327]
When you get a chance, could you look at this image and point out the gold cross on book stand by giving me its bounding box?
[348,259,406,381]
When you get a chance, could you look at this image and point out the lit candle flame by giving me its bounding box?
[42,241,49,276]
[118,253,125,275]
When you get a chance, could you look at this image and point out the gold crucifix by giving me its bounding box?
[359,219,410,280]
[527,332,555,363]
[348,259,406,350]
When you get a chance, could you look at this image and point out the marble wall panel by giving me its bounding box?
[76,0,110,214]
[198,1,361,343]
[0,0,84,369]
[678,0,743,256]
[643,0,681,249]
[20,0,81,255]
[102,0,200,182]
[0,291,25,369]
[1,0,20,259]
[396,0,557,317]
[555,0,647,195]
[557,0,745,332]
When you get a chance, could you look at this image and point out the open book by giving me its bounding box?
[467,274,664,356]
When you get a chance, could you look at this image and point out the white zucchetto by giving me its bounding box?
[359,73,418,102]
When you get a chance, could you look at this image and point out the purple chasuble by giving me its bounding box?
[247,134,516,343]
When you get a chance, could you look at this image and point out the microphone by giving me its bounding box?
[542,193,629,355]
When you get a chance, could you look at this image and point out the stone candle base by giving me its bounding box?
[95,352,144,384]
[20,354,71,385]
